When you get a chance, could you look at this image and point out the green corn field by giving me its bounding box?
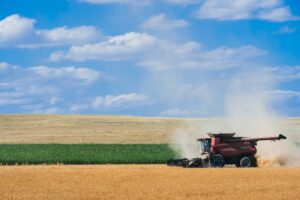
[0,144,176,165]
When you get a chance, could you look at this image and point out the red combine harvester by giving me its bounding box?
[167,133,287,168]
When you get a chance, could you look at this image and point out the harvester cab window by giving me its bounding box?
[203,139,210,152]
[198,139,210,154]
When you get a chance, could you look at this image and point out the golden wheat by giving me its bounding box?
[0,165,299,200]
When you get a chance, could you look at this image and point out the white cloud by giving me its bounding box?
[195,0,299,22]
[140,43,267,70]
[0,62,148,114]
[274,26,297,34]
[141,13,188,31]
[93,93,148,108]
[138,41,201,70]
[0,92,31,106]
[200,45,267,62]
[1,63,101,89]
[0,14,101,48]
[0,62,9,70]
[267,90,300,106]
[50,32,156,61]
[0,62,105,111]
[268,90,300,99]
[50,30,267,71]
[37,26,100,45]
[30,66,101,84]
[0,14,35,45]
[269,66,300,82]
[257,6,296,22]
[68,93,149,113]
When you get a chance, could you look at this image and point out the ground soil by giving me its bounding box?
[0,165,299,200]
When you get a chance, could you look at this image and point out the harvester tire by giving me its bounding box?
[239,156,253,168]
[250,156,257,167]
[211,154,225,168]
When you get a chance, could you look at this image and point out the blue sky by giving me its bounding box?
[0,0,300,117]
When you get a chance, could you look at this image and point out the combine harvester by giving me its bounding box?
[167,133,287,168]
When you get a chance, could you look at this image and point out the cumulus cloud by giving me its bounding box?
[0,62,105,112]
[37,26,100,45]
[195,0,299,22]
[49,30,267,71]
[79,0,298,22]
[29,66,101,84]
[8,65,102,86]
[0,62,148,114]
[139,43,267,70]
[141,13,188,31]
[0,14,35,46]
[0,14,101,48]
[49,32,156,61]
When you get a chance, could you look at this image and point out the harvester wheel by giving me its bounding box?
[239,156,253,168]
[211,154,225,168]
[250,156,257,167]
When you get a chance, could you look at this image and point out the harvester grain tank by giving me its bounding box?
[167,133,287,168]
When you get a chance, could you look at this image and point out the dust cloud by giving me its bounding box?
[169,68,300,166]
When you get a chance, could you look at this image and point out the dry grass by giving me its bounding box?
[0,165,299,200]
[1,114,299,144]
[0,115,183,144]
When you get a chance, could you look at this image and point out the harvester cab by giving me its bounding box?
[167,133,287,168]
[197,138,211,155]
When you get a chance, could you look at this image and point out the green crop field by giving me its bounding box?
[0,144,176,165]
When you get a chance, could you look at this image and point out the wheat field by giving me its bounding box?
[0,115,299,199]
[0,114,300,144]
[0,115,183,143]
[0,165,299,200]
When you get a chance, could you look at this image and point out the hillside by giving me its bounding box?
[0,115,299,144]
